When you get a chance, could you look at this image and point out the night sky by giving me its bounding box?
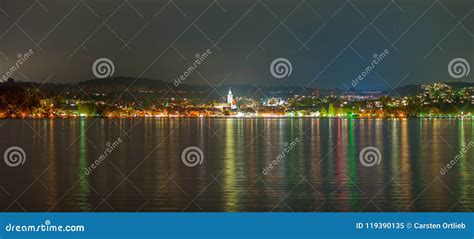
[0,0,472,90]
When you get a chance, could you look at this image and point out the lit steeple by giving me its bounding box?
[227,88,233,105]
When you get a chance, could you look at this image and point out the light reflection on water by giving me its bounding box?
[0,118,472,212]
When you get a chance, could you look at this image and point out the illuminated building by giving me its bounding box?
[227,88,237,110]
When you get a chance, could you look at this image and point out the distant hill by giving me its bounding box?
[77,77,170,91]
[384,82,474,97]
[9,77,474,99]
[76,77,342,99]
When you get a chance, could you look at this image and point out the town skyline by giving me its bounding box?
[0,77,472,119]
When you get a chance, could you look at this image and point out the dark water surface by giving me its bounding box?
[0,118,473,212]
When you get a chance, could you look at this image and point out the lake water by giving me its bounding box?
[0,118,472,212]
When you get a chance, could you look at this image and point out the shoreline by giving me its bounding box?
[0,116,472,120]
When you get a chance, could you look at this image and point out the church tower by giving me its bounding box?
[227,88,237,110]
[227,88,233,105]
